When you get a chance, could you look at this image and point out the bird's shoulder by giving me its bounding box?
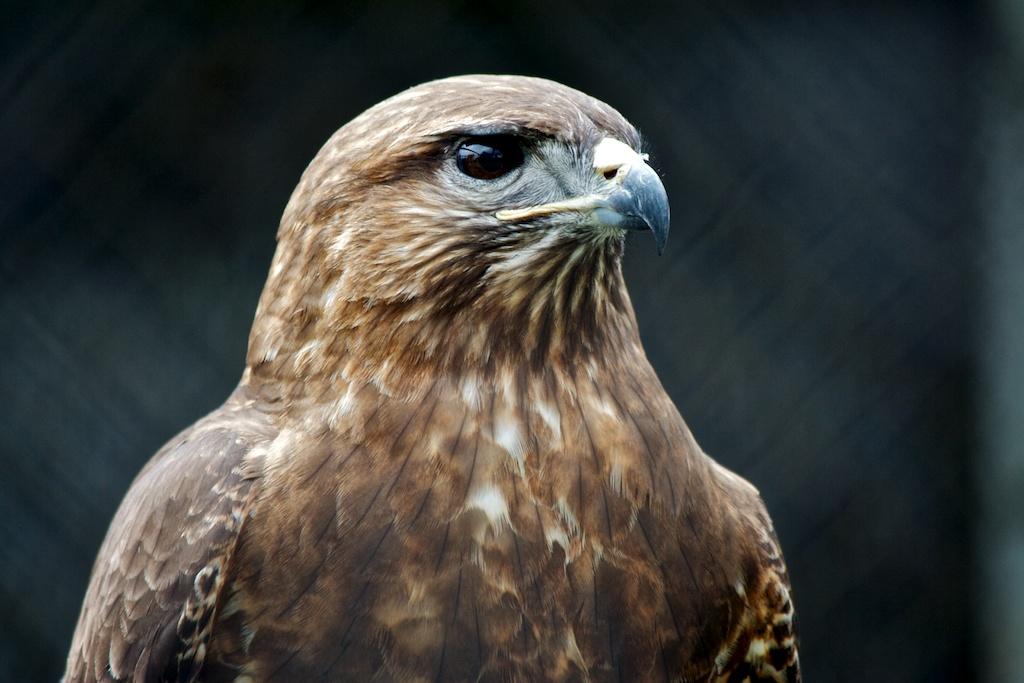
[702,459,801,682]
[65,389,275,683]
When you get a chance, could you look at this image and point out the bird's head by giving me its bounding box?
[248,75,670,390]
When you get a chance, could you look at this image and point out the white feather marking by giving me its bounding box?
[460,376,481,410]
[328,229,353,256]
[555,498,580,536]
[535,401,561,440]
[263,428,299,467]
[321,281,344,309]
[325,383,358,428]
[564,628,587,670]
[608,461,624,495]
[594,397,618,419]
[293,339,323,370]
[466,485,510,529]
[544,522,571,563]
[490,230,561,274]
[493,412,526,476]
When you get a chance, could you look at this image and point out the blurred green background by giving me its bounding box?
[2,1,1021,680]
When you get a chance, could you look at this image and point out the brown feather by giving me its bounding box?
[66,75,799,682]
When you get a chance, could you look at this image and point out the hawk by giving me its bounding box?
[66,75,799,682]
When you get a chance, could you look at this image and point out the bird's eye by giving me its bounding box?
[455,136,524,180]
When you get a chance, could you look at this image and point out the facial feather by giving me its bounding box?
[66,75,799,683]
[246,76,648,396]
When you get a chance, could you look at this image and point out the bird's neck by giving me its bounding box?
[245,235,645,400]
[240,235,705,519]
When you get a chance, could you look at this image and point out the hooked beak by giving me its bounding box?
[495,137,670,254]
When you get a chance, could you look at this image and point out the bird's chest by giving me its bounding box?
[211,392,738,681]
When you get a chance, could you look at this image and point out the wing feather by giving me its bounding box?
[708,471,801,683]
[65,394,272,683]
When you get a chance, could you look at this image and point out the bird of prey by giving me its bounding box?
[66,75,799,682]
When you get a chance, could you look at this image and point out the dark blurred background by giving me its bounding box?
[2,1,1022,681]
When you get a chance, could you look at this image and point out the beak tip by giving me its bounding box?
[614,162,670,256]
[644,202,670,256]
[652,210,669,255]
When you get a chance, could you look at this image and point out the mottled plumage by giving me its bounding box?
[67,75,799,682]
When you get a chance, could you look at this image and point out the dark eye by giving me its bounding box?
[455,136,524,180]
